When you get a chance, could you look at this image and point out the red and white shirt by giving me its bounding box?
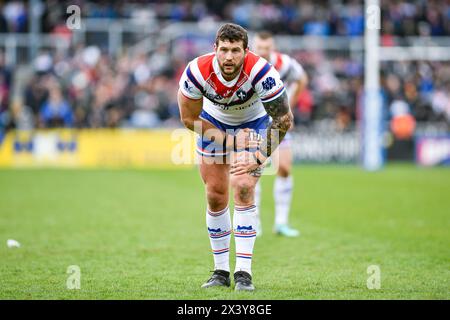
[270,51,305,85]
[179,51,285,126]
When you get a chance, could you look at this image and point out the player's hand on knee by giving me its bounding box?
[230,151,261,176]
[234,128,262,151]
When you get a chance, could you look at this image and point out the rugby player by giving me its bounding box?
[178,23,293,291]
[252,31,308,238]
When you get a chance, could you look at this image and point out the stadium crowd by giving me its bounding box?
[1,0,449,36]
[0,0,449,131]
[2,44,449,132]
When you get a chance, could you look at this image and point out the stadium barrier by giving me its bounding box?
[0,129,196,168]
[0,127,361,168]
[2,128,446,167]
[290,131,360,164]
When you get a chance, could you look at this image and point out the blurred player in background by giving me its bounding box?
[252,31,308,238]
[178,24,293,291]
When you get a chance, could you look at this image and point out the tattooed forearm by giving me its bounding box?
[260,91,294,157]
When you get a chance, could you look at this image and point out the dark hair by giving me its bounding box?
[255,31,273,40]
[215,23,248,49]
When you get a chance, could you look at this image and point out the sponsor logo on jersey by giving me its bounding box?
[224,89,233,97]
[205,92,223,101]
[184,80,192,92]
[236,88,247,101]
[262,77,276,91]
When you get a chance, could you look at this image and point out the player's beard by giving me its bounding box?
[219,58,244,79]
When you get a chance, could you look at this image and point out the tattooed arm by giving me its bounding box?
[258,91,293,160]
[230,91,293,175]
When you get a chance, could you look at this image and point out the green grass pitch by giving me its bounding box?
[0,165,449,299]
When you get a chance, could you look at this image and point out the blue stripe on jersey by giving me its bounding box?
[261,86,285,102]
[251,63,271,87]
[186,66,204,93]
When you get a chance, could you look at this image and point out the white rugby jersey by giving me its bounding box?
[269,51,305,85]
[179,51,285,126]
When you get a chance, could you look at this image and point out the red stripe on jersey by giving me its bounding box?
[274,52,283,72]
[243,51,261,76]
[196,53,215,81]
[208,72,248,98]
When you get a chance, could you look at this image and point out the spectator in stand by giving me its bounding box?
[0,3,8,33]
[2,0,27,33]
[0,51,12,130]
[0,51,11,114]
[17,0,448,38]
[39,80,73,128]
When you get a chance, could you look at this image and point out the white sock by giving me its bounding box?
[274,176,293,226]
[254,181,262,231]
[233,204,257,275]
[255,181,262,208]
[206,206,231,272]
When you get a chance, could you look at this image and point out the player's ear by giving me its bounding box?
[214,43,217,52]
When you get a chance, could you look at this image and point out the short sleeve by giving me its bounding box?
[179,63,203,100]
[253,63,286,103]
